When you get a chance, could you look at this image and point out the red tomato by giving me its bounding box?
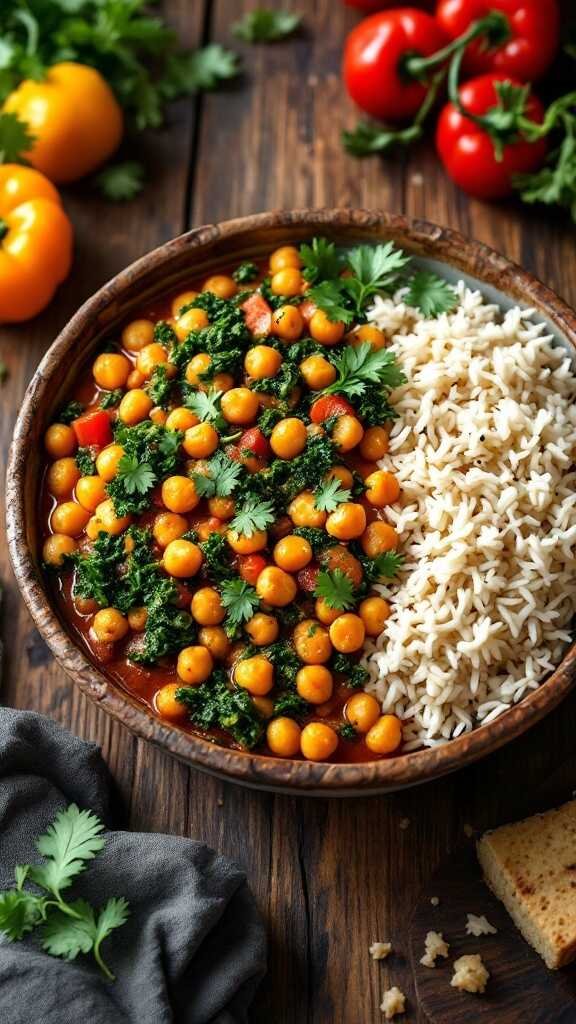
[241,292,272,337]
[238,554,267,585]
[239,426,270,459]
[342,8,449,121]
[310,395,355,424]
[435,0,559,82]
[436,73,547,199]
[297,565,320,592]
[72,409,112,447]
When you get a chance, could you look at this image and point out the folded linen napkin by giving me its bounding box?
[0,708,266,1024]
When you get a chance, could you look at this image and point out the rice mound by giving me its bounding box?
[365,282,576,751]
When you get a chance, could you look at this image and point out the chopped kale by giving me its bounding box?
[340,723,359,742]
[352,386,398,427]
[154,320,177,347]
[259,277,304,310]
[292,526,333,554]
[147,364,173,408]
[200,532,236,583]
[107,421,183,515]
[75,447,96,476]
[71,532,126,608]
[257,406,285,437]
[131,583,196,664]
[99,389,123,410]
[176,671,265,749]
[331,652,370,689]
[272,691,310,720]
[251,361,300,400]
[261,640,301,688]
[233,261,258,283]
[58,400,83,425]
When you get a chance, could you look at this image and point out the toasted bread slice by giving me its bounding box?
[477,800,576,969]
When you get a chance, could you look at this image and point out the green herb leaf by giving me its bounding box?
[314,477,351,513]
[200,532,236,584]
[75,447,96,476]
[299,237,342,284]
[347,242,411,291]
[308,279,354,325]
[30,805,105,899]
[233,261,259,283]
[325,342,405,398]
[0,111,34,162]
[331,652,370,689]
[340,722,358,741]
[41,900,96,961]
[220,578,260,627]
[94,162,145,202]
[233,9,301,43]
[230,497,275,537]
[58,400,84,425]
[358,550,403,584]
[116,455,156,496]
[147,364,173,409]
[161,44,239,94]
[176,670,264,748]
[272,691,310,720]
[99,388,123,410]
[314,569,356,611]
[404,271,457,317]
[0,890,44,941]
[342,120,421,157]
[185,388,224,424]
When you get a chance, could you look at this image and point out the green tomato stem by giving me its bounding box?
[403,11,510,82]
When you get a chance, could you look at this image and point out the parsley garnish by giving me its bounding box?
[314,569,356,611]
[299,237,342,284]
[309,243,410,323]
[232,9,302,43]
[191,452,242,499]
[272,691,310,720]
[314,477,351,513]
[0,111,34,162]
[356,549,403,585]
[94,162,144,202]
[184,388,225,427]
[220,578,260,629]
[404,271,457,316]
[116,455,156,496]
[230,497,275,537]
[308,280,354,325]
[323,342,405,398]
[0,804,129,980]
[107,421,182,515]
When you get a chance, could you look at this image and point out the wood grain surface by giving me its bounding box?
[1,2,576,1021]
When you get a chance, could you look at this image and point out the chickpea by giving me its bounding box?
[198,626,230,661]
[299,354,336,390]
[47,457,80,497]
[325,502,366,542]
[364,470,400,507]
[309,309,345,345]
[177,645,213,685]
[136,342,168,379]
[320,544,363,587]
[153,511,188,548]
[288,490,327,528]
[163,538,203,578]
[235,655,274,696]
[118,388,154,425]
[269,245,301,274]
[212,372,235,393]
[270,417,308,459]
[245,345,282,380]
[314,597,341,626]
[271,267,302,297]
[345,692,381,734]
[208,496,235,520]
[96,443,124,482]
[92,352,130,390]
[90,498,132,536]
[183,422,219,459]
[274,534,312,572]
[349,324,386,351]
[300,722,338,762]
[174,306,210,340]
[220,387,259,425]
[271,304,303,341]
[360,426,390,462]
[127,606,148,631]
[326,464,354,489]
[122,318,154,353]
[155,683,187,721]
[332,414,364,452]
[267,717,301,757]
[191,587,225,626]
[127,369,146,390]
[165,407,200,432]
[75,475,107,511]
[293,619,332,664]
[50,501,90,537]
[365,714,402,755]
[44,423,76,459]
[161,476,199,514]
[256,566,297,607]
[171,290,199,318]
[245,612,279,646]
[361,521,399,557]
[42,533,77,566]
[359,596,391,636]
[92,607,129,643]
[185,352,212,387]
[329,613,366,653]
[203,274,237,299]
[226,528,268,555]
[296,665,333,704]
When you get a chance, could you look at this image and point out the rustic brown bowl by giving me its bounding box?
[7,209,576,795]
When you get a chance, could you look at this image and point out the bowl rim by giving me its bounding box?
[7,207,576,794]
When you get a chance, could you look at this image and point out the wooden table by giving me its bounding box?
[1,3,575,1020]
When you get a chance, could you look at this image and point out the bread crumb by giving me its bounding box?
[464,823,474,838]
[399,817,410,831]
[420,930,450,968]
[380,986,406,1019]
[370,941,392,960]
[466,913,497,937]
[450,954,489,994]
[430,896,440,906]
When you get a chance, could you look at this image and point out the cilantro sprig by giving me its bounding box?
[322,342,405,398]
[314,477,351,513]
[230,497,275,537]
[314,569,356,611]
[0,805,129,981]
[94,162,145,202]
[404,271,457,317]
[309,242,411,323]
[220,578,260,630]
[232,9,302,43]
[191,452,242,499]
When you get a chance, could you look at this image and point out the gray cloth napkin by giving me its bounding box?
[0,709,266,1024]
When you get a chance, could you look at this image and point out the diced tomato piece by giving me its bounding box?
[238,554,267,586]
[297,564,319,592]
[239,426,270,459]
[309,395,355,424]
[72,409,113,447]
[241,292,272,337]
[300,298,317,324]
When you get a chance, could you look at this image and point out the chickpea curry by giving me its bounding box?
[41,237,411,764]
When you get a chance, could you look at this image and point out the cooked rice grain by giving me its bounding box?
[365,282,576,750]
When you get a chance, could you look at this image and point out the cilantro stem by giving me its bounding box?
[94,941,115,982]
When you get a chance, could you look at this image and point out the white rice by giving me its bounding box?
[363,281,576,751]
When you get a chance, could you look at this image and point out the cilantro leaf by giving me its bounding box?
[324,342,405,398]
[116,455,156,496]
[41,900,96,961]
[299,237,342,284]
[342,242,411,315]
[94,162,144,202]
[233,10,302,43]
[0,890,43,941]
[308,280,355,325]
[93,897,130,975]
[162,44,239,93]
[0,111,34,162]
[191,451,242,500]
[314,569,356,611]
[404,271,457,317]
[230,497,275,537]
[358,550,403,584]
[343,119,421,157]
[514,123,576,220]
[220,578,260,627]
[30,805,105,900]
[185,388,224,426]
[314,477,351,513]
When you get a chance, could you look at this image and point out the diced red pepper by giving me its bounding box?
[239,426,270,459]
[238,554,267,586]
[310,395,355,424]
[72,408,112,448]
[241,292,272,337]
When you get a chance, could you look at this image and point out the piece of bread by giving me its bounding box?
[477,799,576,969]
